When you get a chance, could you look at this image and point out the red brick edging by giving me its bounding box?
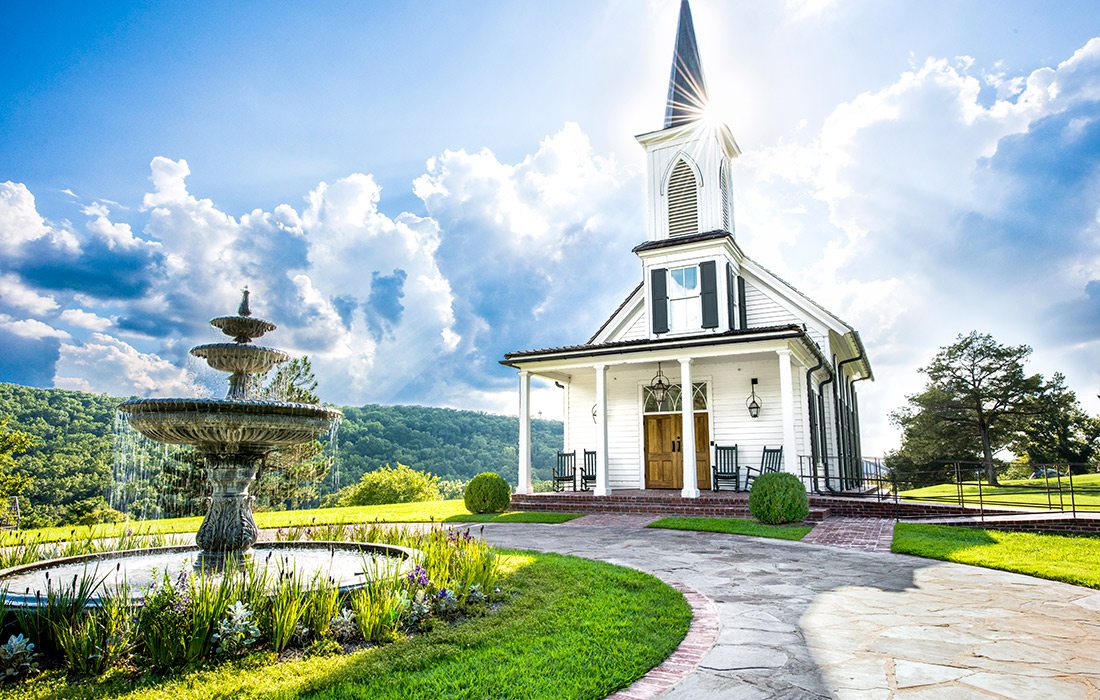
[607,583,719,700]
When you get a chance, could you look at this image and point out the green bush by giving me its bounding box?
[748,472,809,524]
[64,497,126,526]
[437,479,467,500]
[336,463,441,506]
[464,472,511,514]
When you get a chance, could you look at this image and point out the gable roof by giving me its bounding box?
[587,282,643,344]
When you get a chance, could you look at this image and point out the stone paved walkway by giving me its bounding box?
[561,513,661,528]
[802,517,896,552]
[479,522,1100,699]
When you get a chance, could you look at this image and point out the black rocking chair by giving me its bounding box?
[580,450,597,491]
[742,446,783,491]
[711,444,740,491]
[553,451,577,491]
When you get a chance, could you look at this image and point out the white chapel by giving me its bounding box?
[502,0,872,498]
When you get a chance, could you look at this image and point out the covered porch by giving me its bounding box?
[503,325,831,499]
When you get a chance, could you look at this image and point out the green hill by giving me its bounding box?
[0,382,562,527]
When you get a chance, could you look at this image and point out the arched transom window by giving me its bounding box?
[667,159,699,237]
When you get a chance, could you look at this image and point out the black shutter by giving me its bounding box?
[650,268,668,334]
[737,276,748,329]
[726,262,736,330]
[700,261,718,328]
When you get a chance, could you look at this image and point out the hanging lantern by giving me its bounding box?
[746,377,761,418]
[649,362,670,405]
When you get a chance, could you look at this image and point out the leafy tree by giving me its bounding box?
[891,332,1046,486]
[252,357,333,510]
[0,417,35,523]
[1012,373,1099,473]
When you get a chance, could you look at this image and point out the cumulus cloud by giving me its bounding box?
[0,314,70,340]
[53,333,199,397]
[0,273,59,315]
[732,37,1100,450]
[0,182,78,255]
[59,308,113,331]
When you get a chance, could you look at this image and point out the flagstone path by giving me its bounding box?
[476,521,1100,699]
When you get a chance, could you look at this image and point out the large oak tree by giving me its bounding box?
[893,332,1045,486]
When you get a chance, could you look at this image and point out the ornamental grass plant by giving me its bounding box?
[1,520,503,684]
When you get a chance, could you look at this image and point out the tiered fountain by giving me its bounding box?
[0,291,416,602]
[120,290,341,567]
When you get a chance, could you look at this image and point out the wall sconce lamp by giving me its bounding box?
[746,378,761,418]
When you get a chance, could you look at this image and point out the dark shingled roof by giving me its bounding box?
[632,229,732,253]
[502,324,810,366]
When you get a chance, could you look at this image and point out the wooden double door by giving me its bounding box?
[644,413,711,490]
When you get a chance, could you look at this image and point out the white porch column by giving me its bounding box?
[516,370,532,495]
[679,357,699,499]
[777,348,797,473]
[594,364,611,496]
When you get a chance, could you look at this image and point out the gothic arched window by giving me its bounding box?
[667,159,699,237]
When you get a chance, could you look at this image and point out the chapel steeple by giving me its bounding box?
[636,0,740,244]
[665,0,709,128]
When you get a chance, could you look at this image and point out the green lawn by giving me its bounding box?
[900,472,1100,511]
[647,516,812,541]
[892,523,1100,589]
[1,501,582,545]
[6,551,691,700]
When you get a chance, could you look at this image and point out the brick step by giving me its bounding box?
[510,494,829,522]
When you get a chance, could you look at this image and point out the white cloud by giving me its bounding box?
[53,333,199,397]
[82,202,145,250]
[0,273,59,314]
[59,308,113,331]
[0,181,78,255]
[0,314,70,340]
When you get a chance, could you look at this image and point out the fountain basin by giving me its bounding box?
[118,398,342,451]
[0,541,420,608]
[210,315,275,343]
[190,343,290,375]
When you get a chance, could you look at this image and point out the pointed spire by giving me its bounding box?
[664,0,709,128]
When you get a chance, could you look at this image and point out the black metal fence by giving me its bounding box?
[798,456,1100,518]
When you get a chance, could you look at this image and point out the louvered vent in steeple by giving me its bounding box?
[720,161,730,231]
[667,159,699,237]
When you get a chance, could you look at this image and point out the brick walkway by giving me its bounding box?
[802,517,895,551]
[608,584,719,700]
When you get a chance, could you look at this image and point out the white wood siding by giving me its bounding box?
[744,280,800,328]
[620,311,648,341]
[708,358,805,474]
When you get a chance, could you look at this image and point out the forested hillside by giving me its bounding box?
[336,404,561,488]
[0,383,562,526]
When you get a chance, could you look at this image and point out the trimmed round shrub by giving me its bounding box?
[748,472,809,524]
[464,472,511,514]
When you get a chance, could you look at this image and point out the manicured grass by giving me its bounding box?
[1,501,582,544]
[900,472,1100,510]
[892,523,1100,589]
[647,516,812,541]
[6,551,691,700]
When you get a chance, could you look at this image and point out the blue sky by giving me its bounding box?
[1,0,1098,453]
